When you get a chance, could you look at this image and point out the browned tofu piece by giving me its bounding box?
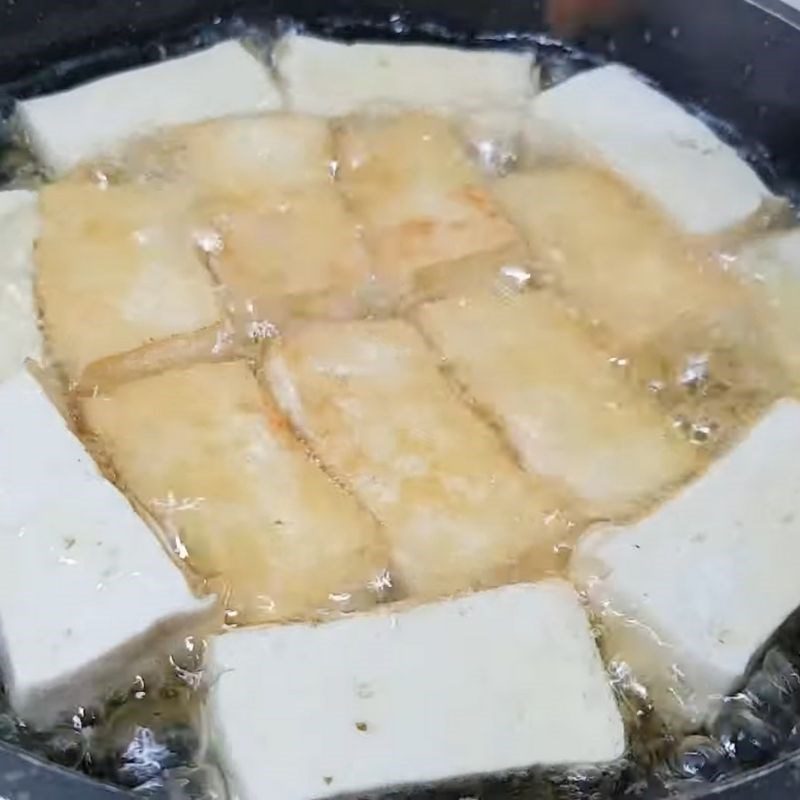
[337,112,526,303]
[491,166,744,350]
[265,319,576,599]
[36,181,221,381]
[415,290,699,518]
[82,361,389,625]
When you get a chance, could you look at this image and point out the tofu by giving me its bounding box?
[121,114,373,323]
[524,64,774,236]
[207,186,374,325]
[733,229,800,382]
[127,113,335,205]
[0,369,213,726]
[36,181,222,381]
[265,319,575,599]
[275,33,536,120]
[18,41,281,174]
[492,166,745,350]
[207,581,625,800]
[82,361,388,625]
[415,291,698,518]
[0,191,40,381]
[571,399,800,730]
[337,113,527,304]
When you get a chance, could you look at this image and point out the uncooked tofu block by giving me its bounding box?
[525,64,774,236]
[0,369,213,726]
[36,181,221,381]
[492,166,745,350]
[275,33,536,121]
[0,191,40,381]
[733,229,800,382]
[18,41,281,174]
[415,291,698,518]
[571,399,800,730]
[337,112,526,303]
[82,361,388,625]
[207,581,625,800]
[265,319,575,599]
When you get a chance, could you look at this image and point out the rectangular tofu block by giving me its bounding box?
[337,112,526,304]
[0,191,40,381]
[208,184,374,325]
[265,319,575,599]
[525,64,773,236]
[82,361,388,625]
[571,399,800,729]
[275,33,536,120]
[415,291,698,518]
[36,181,222,381]
[207,581,625,800]
[18,41,281,174]
[132,113,336,205]
[492,166,745,350]
[733,229,800,382]
[0,369,212,726]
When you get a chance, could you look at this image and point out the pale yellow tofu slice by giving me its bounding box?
[118,114,374,323]
[492,166,779,447]
[36,181,221,381]
[106,113,334,201]
[337,113,526,303]
[491,166,743,350]
[207,185,374,325]
[82,361,388,625]
[265,319,576,599]
[415,291,698,518]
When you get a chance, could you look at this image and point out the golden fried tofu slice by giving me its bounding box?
[36,181,221,381]
[336,112,526,303]
[121,114,375,324]
[112,113,335,204]
[264,319,576,599]
[207,185,374,325]
[82,361,389,625]
[415,290,699,519]
[491,166,744,350]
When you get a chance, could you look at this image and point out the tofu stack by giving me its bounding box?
[492,165,783,447]
[264,318,574,597]
[414,290,698,519]
[82,361,389,625]
[336,112,528,305]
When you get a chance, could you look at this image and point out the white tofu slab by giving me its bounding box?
[275,33,536,121]
[733,229,800,380]
[207,581,625,800]
[0,191,40,381]
[571,399,800,730]
[525,64,773,236]
[18,41,281,174]
[0,369,213,726]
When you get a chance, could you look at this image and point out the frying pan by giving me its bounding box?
[0,0,798,797]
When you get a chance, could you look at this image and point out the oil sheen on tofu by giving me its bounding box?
[11,32,800,799]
